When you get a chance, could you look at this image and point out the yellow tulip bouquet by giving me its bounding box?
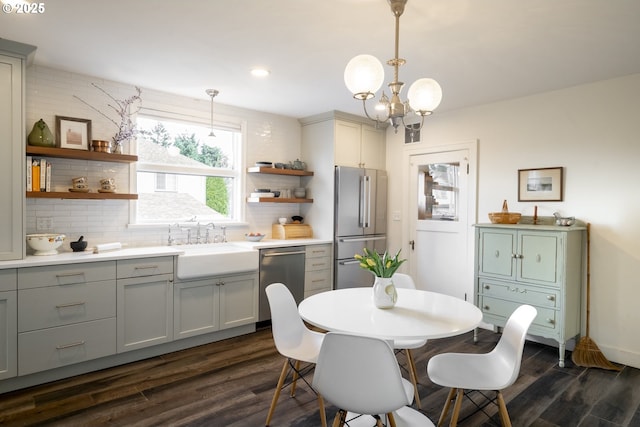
[354,248,406,278]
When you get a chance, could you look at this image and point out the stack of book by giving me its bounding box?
[26,156,52,192]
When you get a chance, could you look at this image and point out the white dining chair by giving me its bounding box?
[391,272,427,408]
[313,332,434,427]
[265,283,327,427]
[427,304,537,427]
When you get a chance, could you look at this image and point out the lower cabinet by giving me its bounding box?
[304,244,332,297]
[0,269,16,380]
[116,257,174,353]
[174,272,258,340]
[16,261,117,375]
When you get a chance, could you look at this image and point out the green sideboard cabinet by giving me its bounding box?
[473,222,586,367]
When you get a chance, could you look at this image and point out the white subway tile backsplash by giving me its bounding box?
[25,65,304,248]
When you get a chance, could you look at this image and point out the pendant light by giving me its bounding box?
[206,89,219,137]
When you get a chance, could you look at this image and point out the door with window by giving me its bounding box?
[408,144,476,300]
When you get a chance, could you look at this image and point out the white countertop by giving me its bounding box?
[0,238,332,269]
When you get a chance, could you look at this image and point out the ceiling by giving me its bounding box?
[2,0,640,119]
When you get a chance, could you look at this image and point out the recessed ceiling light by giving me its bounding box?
[251,68,270,78]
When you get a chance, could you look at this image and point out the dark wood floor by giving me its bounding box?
[1,326,640,427]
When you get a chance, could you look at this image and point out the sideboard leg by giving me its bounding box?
[559,342,566,367]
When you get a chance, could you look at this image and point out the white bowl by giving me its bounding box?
[245,233,265,242]
[26,233,66,255]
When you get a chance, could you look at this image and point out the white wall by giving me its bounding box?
[25,66,303,248]
[386,73,640,368]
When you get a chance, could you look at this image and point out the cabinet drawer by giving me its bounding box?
[479,296,557,332]
[305,269,332,292]
[18,280,116,332]
[0,269,17,292]
[18,261,116,289]
[18,317,116,376]
[117,257,173,279]
[305,256,331,272]
[478,279,558,308]
[306,244,332,259]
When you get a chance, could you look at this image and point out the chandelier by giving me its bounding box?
[344,0,442,133]
[206,88,219,137]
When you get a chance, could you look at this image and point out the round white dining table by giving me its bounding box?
[298,288,482,341]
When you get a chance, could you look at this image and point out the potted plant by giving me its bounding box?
[354,248,406,308]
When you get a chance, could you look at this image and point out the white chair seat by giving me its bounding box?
[394,338,427,349]
[426,304,537,426]
[428,352,516,391]
[343,406,435,427]
[265,283,327,427]
[313,332,435,427]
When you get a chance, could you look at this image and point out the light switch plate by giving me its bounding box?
[392,211,401,221]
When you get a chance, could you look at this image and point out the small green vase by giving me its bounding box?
[28,119,55,147]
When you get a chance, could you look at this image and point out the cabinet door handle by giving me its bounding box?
[56,340,86,350]
[547,295,555,301]
[484,284,490,290]
[134,265,159,270]
[483,305,490,311]
[216,281,225,286]
[536,254,542,263]
[546,318,555,325]
[56,301,86,309]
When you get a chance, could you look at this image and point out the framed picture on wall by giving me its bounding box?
[56,116,91,150]
[518,167,564,201]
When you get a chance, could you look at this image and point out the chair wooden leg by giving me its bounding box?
[290,359,301,397]
[265,358,290,426]
[449,388,464,426]
[437,387,457,427]
[332,409,347,427]
[317,394,327,427]
[496,391,512,427]
[405,349,421,408]
[387,412,397,427]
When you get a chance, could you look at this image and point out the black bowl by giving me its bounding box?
[70,240,88,252]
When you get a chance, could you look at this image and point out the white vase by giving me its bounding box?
[372,277,397,309]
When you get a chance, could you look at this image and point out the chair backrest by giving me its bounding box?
[265,283,306,354]
[312,332,410,415]
[392,272,416,289]
[492,304,537,387]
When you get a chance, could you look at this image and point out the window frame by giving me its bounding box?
[130,106,247,226]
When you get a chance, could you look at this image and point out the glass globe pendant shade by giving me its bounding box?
[407,78,443,114]
[344,54,385,99]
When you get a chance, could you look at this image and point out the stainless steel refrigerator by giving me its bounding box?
[334,166,388,289]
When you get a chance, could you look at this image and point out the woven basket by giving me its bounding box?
[488,212,522,224]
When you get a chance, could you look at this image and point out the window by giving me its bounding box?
[135,115,243,224]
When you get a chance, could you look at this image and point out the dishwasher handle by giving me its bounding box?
[262,250,306,257]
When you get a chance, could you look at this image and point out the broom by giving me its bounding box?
[571,223,620,370]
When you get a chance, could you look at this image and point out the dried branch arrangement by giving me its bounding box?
[74,83,142,149]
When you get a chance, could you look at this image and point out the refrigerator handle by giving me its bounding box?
[359,176,366,228]
[338,236,387,243]
[363,175,371,228]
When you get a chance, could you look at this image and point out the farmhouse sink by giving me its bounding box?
[176,243,259,279]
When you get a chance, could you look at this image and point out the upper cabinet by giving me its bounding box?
[334,119,385,170]
[0,40,36,261]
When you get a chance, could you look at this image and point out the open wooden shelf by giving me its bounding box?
[26,146,138,163]
[27,191,138,200]
[246,197,313,203]
[247,166,313,176]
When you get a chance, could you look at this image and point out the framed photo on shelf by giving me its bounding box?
[56,116,91,150]
[518,167,564,201]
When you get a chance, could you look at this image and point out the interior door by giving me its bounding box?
[408,147,476,300]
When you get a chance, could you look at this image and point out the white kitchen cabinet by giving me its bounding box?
[304,244,332,297]
[174,272,258,340]
[474,223,585,367]
[16,261,117,375]
[335,119,385,170]
[0,42,36,261]
[116,257,174,353]
[0,269,17,380]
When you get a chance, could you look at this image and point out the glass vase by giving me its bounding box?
[372,276,397,309]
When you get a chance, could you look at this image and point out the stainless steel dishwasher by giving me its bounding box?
[259,246,306,322]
